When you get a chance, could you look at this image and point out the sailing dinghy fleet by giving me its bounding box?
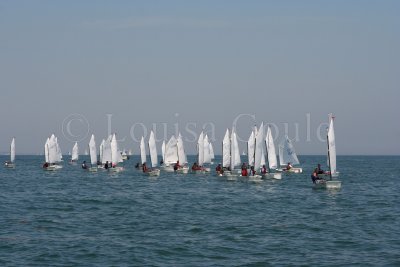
[5,114,341,189]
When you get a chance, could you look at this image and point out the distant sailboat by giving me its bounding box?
[4,137,15,168]
[315,114,341,189]
[209,142,215,164]
[220,128,241,180]
[193,131,209,173]
[145,130,160,176]
[176,133,189,173]
[70,142,79,164]
[162,136,178,172]
[247,123,263,182]
[43,134,63,170]
[278,135,303,173]
[264,125,282,179]
[110,133,124,172]
[88,134,97,172]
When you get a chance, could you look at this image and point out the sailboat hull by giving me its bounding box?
[176,166,189,174]
[145,169,160,176]
[44,165,63,171]
[4,163,15,168]
[263,172,282,180]
[313,179,341,189]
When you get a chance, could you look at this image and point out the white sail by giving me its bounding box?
[165,136,178,165]
[44,138,50,163]
[102,136,112,164]
[111,133,120,166]
[99,139,104,163]
[197,131,204,166]
[209,142,215,160]
[89,134,97,166]
[203,134,211,164]
[161,140,166,162]
[247,131,255,166]
[279,135,300,166]
[55,137,62,162]
[48,134,58,164]
[128,149,133,156]
[71,142,79,161]
[254,122,265,170]
[140,136,147,164]
[265,125,278,170]
[231,130,241,169]
[261,148,266,166]
[148,131,158,168]
[10,137,15,163]
[222,129,230,168]
[327,115,337,175]
[177,133,187,164]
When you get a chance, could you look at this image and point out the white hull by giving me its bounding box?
[108,166,124,172]
[176,166,189,174]
[88,167,98,172]
[247,175,263,182]
[4,163,15,168]
[263,172,282,180]
[44,165,63,171]
[162,165,175,172]
[219,171,238,181]
[145,169,160,176]
[313,179,341,189]
[278,167,303,174]
[319,172,340,179]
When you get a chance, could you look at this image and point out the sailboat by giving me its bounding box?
[219,128,241,180]
[246,123,264,182]
[315,114,341,189]
[162,136,178,172]
[264,125,282,179]
[43,134,63,170]
[193,131,209,173]
[4,137,15,168]
[110,133,124,172]
[176,133,189,173]
[100,135,112,169]
[69,142,79,164]
[209,142,215,164]
[145,130,160,176]
[202,134,212,171]
[88,134,98,172]
[278,135,303,173]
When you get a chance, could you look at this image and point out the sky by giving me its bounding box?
[0,0,399,155]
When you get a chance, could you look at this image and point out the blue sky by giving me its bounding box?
[0,0,399,155]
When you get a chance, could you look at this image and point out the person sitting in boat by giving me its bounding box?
[285,162,292,171]
[104,161,109,170]
[241,165,248,176]
[81,161,88,169]
[216,164,223,175]
[4,161,11,166]
[250,166,256,176]
[317,164,324,174]
[191,162,202,171]
[142,162,148,173]
[174,160,181,171]
[160,159,164,166]
[311,168,323,184]
[261,165,267,174]
[43,162,49,168]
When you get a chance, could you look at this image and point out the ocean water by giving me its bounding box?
[0,155,399,266]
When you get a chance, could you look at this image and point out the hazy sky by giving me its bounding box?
[0,0,399,155]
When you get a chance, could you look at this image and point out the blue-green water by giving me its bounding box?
[1,155,399,266]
